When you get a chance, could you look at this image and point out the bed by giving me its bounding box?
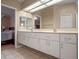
[1,31,13,44]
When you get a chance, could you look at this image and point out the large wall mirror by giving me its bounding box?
[34,16,41,29]
[26,18,33,29]
[20,16,26,28]
[19,16,33,30]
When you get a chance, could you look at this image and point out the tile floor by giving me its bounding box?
[1,44,58,59]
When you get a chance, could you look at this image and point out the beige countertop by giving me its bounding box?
[18,29,78,33]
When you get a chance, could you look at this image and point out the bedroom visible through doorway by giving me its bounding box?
[1,5,15,46]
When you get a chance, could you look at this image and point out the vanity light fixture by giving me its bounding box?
[46,0,63,6]
[29,5,46,13]
[40,0,51,3]
[24,1,41,11]
[23,0,63,13]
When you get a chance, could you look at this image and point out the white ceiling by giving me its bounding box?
[57,0,77,5]
[16,0,25,3]
[21,0,77,10]
[23,0,77,5]
[21,0,77,12]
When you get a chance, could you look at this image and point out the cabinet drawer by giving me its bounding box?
[40,33,59,42]
[31,33,40,39]
[39,33,48,39]
[25,32,33,37]
[61,34,77,44]
[46,34,59,42]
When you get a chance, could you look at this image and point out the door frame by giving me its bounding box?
[1,3,18,48]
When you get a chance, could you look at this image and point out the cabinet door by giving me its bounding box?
[18,32,24,44]
[45,39,51,54]
[28,37,34,48]
[60,34,77,59]
[49,41,59,58]
[24,36,29,46]
[61,43,77,59]
[32,38,40,50]
[40,39,47,53]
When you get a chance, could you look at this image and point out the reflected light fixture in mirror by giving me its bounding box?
[21,23,24,26]
[34,16,37,20]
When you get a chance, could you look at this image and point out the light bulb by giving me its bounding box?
[21,23,24,26]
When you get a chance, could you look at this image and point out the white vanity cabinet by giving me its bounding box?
[18,32,60,58]
[39,33,60,58]
[60,34,77,59]
[17,32,77,59]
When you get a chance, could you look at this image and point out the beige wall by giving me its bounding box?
[1,0,21,10]
[33,3,77,29]
[1,15,11,30]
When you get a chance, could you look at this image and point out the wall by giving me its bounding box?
[1,5,15,27]
[1,15,11,30]
[33,3,77,29]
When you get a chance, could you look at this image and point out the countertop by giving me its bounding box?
[18,29,78,33]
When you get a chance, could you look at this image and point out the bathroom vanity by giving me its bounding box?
[17,19,77,59]
[17,29,77,59]
[17,4,78,59]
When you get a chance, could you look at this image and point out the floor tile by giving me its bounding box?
[2,44,58,59]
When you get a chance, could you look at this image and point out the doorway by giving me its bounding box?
[1,5,16,46]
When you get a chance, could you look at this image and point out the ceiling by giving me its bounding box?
[16,0,25,3]
[19,0,77,10]
[2,0,77,11]
[17,0,77,3]
[56,0,77,5]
